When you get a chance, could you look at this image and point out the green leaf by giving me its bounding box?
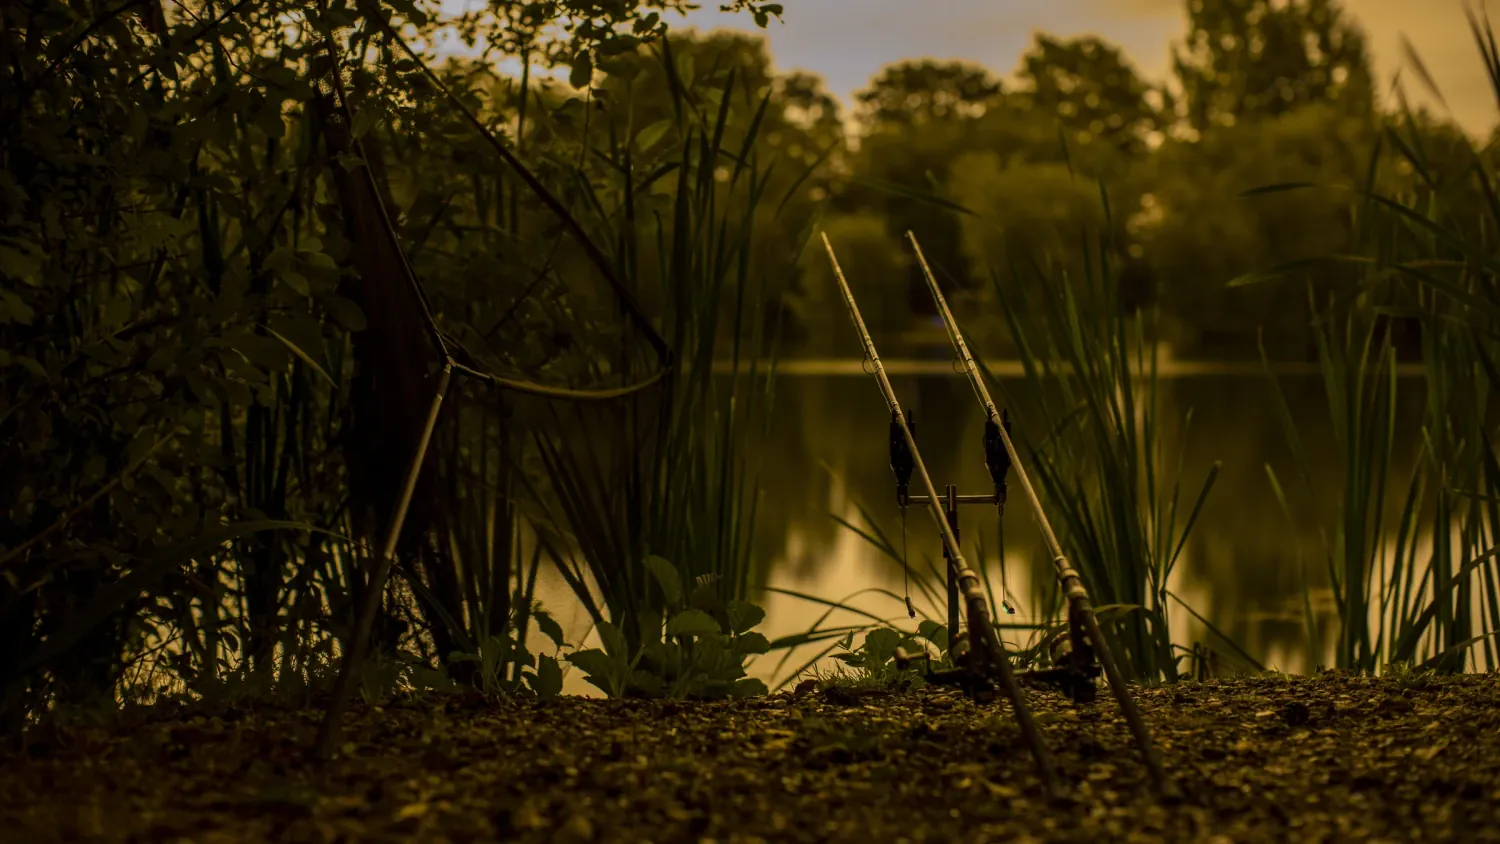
[534,611,566,650]
[280,270,310,297]
[1238,181,1319,198]
[14,354,46,379]
[0,289,36,325]
[144,344,177,373]
[636,608,664,647]
[597,57,642,81]
[849,175,978,216]
[317,293,367,332]
[1225,255,1372,289]
[208,269,247,324]
[598,34,642,55]
[627,669,666,697]
[665,608,722,637]
[726,600,765,635]
[0,245,43,285]
[264,246,296,271]
[565,648,623,695]
[918,620,950,652]
[224,330,290,374]
[733,631,771,656]
[569,51,594,90]
[688,577,723,614]
[1093,603,1145,620]
[689,636,741,678]
[529,654,563,698]
[636,119,673,152]
[262,323,335,387]
[732,677,768,697]
[644,555,682,606]
[350,108,381,139]
[598,620,629,659]
[863,627,901,666]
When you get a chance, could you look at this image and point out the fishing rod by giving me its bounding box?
[905,231,1170,794]
[821,233,1061,797]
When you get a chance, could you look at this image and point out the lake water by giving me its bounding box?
[541,358,1434,696]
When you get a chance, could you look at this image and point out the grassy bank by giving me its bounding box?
[4,671,1497,843]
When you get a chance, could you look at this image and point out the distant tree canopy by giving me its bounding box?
[854,60,1006,131]
[1020,34,1168,155]
[812,0,1463,355]
[1172,0,1375,131]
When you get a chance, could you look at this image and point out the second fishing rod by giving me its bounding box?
[904,231,1170,794]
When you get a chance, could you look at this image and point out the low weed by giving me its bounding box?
[564,557,771,699]
[799,624,950,692]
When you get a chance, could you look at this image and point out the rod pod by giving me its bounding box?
[822,233,1062,797]
[905,231,1170,794]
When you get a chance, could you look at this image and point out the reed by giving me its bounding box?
[522,40,828,684]
[1244,10,1500,672]
[976,192,1231,683]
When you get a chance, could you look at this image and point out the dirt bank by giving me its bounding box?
[2,671,1497,843]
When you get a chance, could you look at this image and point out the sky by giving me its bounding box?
[659,0,1499,136]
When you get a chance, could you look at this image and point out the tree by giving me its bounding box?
[854,60,1005,131]
[791,212,911,352]
[776,70,845,154]
[836,61,1011,317]
[1172,0,1375,132]
[1018,34,1168,156]
[1134,102,1376,355]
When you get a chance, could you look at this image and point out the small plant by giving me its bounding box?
[1383,661,1436,692]
[446,603,567,699]
[356,655,409,706]
[565,557,770,699]
[804,624,950,691]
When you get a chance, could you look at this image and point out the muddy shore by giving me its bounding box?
[2,671,1497,843]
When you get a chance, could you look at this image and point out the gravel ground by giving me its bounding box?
[2,671,1498,843]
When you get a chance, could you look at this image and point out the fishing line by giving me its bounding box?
[998,519,1015,615]
[901,505,915,618]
